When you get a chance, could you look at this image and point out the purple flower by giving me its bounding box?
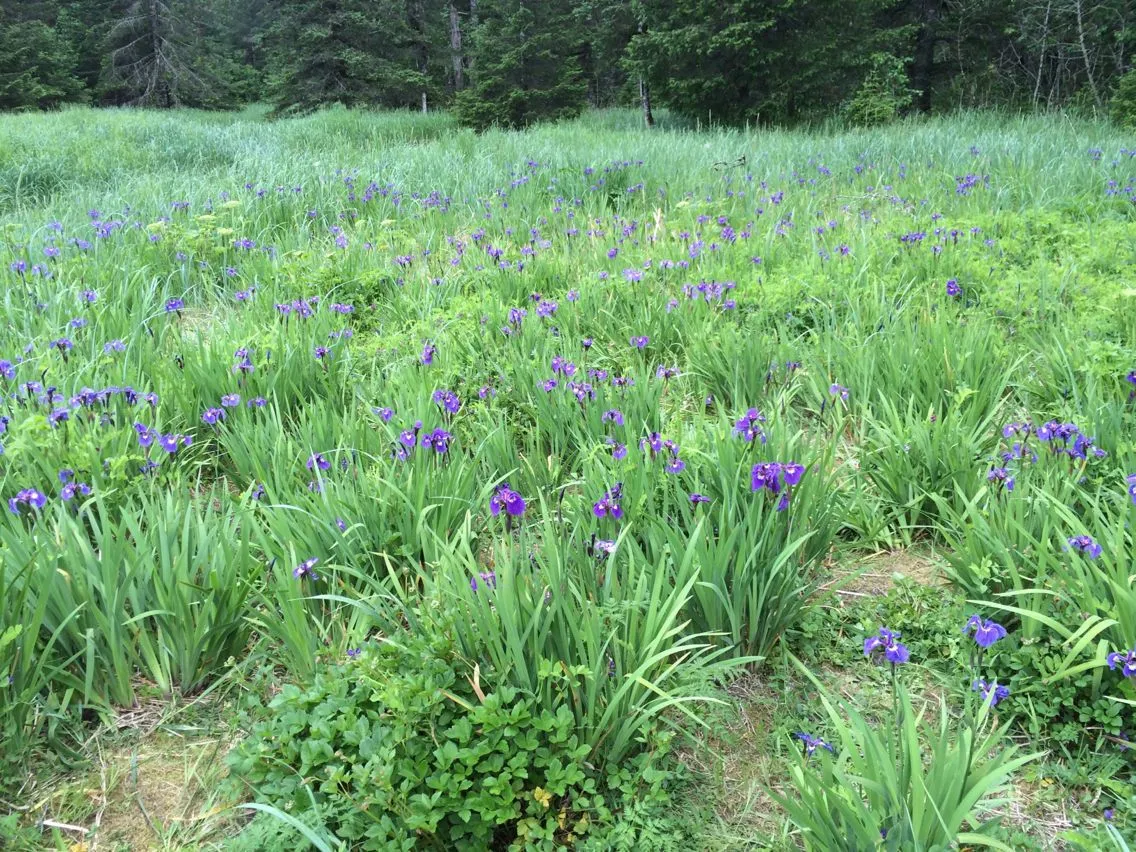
[373,406,395,422]
[335,518,348,532]
[593,483,624,520]
[1127,473,1136,505]
[8,488,47,515]
[987,467,1015,492]
[689,493,711,504]
[61,482,91,501]
[307,453,331,471]
[420,341,436,366]
[1107,648,1136,678]
[602,409,624,427]
[165,298,184,313]
[972,679,1010,707]
[158,433,190,454]
[1066,535,1102,559]
[734,408,767,443]
[490,483,526,518]
[782,463,805,486]
[471,571,496,592]
[829,383,849,401]
[964,615,1008,648]
[795,732,834,756]
[134,422,157,448]
[864,627,910,664]
[202,407,225,425]
[432,389,461,414]
[293,558,319,581]
[591,538,616,558]
[630,335,649,349]
[420,427,452,454]
[220,393,241,408]
[946,278,961,297]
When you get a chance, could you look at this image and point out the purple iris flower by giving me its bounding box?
[420,341,436,365]
[470,571,496,592]
[987,467,1015,492]
[432,389,461,414]
[964,615,1007,648]
[220,394,240,408]
[1107,648,1136,678]
[134,422,157,448]
[1067,535,1102,559]
[293,558,319,580]
[972,679,1010,707]
[420,428,452,454]
[945,278,961,297]
[489,483,526,518]
[795,732,834,756]
[202,407,225,425]
[158,434,190,454]
[61,482,91,501]
[734,408,767,443]
[307,453,331,471]
[630,335,649,349]
[593,483,624,520]
[8,488,47,515]
[602,409,624,427]
[864,627,910,664]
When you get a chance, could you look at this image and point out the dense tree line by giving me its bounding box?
[2,0,1134,125]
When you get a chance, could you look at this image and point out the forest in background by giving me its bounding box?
[0,0,1134,128]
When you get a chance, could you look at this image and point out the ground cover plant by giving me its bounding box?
[0,106,1134,849]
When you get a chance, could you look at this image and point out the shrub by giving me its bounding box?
[1110,69,1136,128]
[845,54,915,126]
[228,629,681,849]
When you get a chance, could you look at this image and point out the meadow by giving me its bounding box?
[0,105,1135,850]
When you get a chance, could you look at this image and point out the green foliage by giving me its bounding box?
[0,20,85,110]
[266,0,432,114]
[1111,69,1136,128]
[845,53,915,126]
[454,0,587,130]
[229,629,681,849]
[776,661,1041,850]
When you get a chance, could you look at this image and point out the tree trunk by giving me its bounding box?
[639,76,654,128]
[910,0,943,112]
[449,2,464,91]
[1073,0,1101,107]
[1032,0,1052,108]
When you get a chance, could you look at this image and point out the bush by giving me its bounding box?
[228,629,681,849]
[1111,70,1136,128]
[845,54,915,126]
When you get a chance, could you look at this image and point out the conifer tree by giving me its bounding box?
[454,0,587,130]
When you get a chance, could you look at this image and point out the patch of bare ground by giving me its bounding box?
[820,548,945,600]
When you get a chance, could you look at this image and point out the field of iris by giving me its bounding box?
[1,106,1135,850]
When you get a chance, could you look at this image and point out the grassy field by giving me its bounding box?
[1,105,1135,850]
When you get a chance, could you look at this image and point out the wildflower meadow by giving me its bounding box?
[1,106,1135,850]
